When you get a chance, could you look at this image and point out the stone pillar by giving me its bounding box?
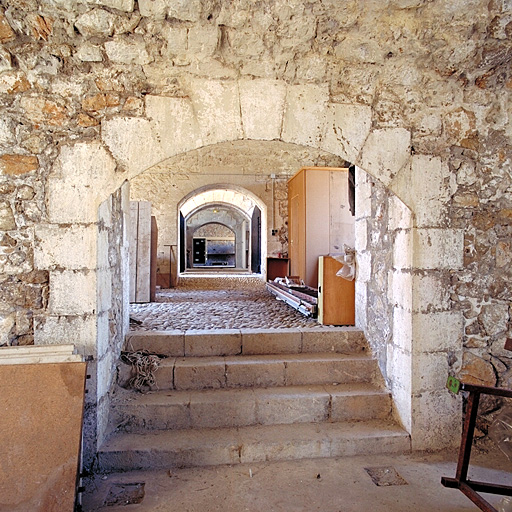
[33,142,123,468]
[409,227,464,450]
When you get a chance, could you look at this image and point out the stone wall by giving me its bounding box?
[195,223,234,239]
[0,0,510,462]
[95,184,130,456]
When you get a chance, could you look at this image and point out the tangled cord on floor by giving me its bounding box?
[121,350,161,391]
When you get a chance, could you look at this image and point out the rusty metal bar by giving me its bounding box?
[442,383,512,512]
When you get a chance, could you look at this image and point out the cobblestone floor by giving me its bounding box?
[129,276,335,331]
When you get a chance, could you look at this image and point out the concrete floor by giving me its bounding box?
[82,448,511,512]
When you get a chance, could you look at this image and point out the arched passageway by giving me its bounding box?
[43,79,463,465]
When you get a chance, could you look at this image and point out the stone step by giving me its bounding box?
[98,419,411,472]
[109,384,393,433]
[118,353,381,391]
[124,327,368,358]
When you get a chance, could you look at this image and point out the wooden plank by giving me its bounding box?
[318,256,355,325]
[135,201,151,302]
[0,362,87,512]
[150,216,158,302]
[129,202,139,303]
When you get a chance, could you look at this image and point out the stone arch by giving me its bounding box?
[185,205,250,271]
[42,78,464,460]
[177,183,268,274]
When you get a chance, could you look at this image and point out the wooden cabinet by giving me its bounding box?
[318,256,355,325]
[267,257,289,281]
[288,167,354,288]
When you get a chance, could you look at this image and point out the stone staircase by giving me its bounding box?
[97,328,410,472]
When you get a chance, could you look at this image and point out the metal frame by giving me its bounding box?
[441,383,512,512]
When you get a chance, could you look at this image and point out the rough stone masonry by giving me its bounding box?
[0,0,510,466]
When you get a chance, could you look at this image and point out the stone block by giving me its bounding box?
[161,25,188,56]
[0,312,15,345]
[392,307,413,352]
[391,270,412,311]
[0,154,38,176]
[330,389,392,421]
[82,93,120,112]
[48,142,116,224]
[285,355,378,385]
[138,0,167,18]
[412,228,464,269]
[111,396,192,432]
[359,128,411,187]
[96,311,109,359]
[241,328,301,355]
[147,359,174,390]
[104,37,152,65]
[391,155,452,228]
[412,273,451,313]
[0,201,15,230]
[322,103,372,163]
[33,314,97,352]
[169,0,201,21]
[145,96,202,158]
[0,119,14,145]
[240,424,335,464]
[411,390,462,451]
[101,117,164,176]
[225,356,285,388]
[0,72,30,94]
[388,382,412,432]
[97,349,114,399]
[0,13,15,43]
[185,330,241,357]
[189,389,256,428]
[96,268,112,314]
[411,310,464,353]
[76,42,103,63]
[124,331,185,356]
[187,24,219,57]
[356,251,371,282]
[393,230,412,270]
[300,328,367,354]
[479,303,509,336]
[354,282,367,328]
[174,357,226,390]
[253,387,329,425]
[355,180,372,219]
[388,195,413,231]
[186,79,243,146]
[412,351,451,393]
[239,79,287,141]
[282,84,329,147]
[92,0,134,11]
[34,224,97,270]
[75,8,116,38]
[354,218,368,252]
[20,96,68,127]
[460,352,497,387]
[48,270,97,316]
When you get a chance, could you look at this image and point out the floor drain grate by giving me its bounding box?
[364,466,408,487]
[104,482,145,506]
